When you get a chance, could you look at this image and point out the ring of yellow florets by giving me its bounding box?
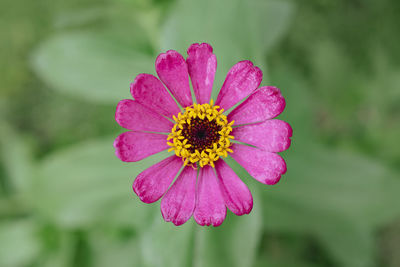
[167,100,234,168]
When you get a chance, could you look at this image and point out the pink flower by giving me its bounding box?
[114,43,292,227]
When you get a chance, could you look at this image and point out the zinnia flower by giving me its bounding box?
[114,43,292,226]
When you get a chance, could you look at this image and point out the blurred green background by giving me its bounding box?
[1,0,400,266]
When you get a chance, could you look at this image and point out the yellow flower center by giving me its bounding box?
[167,100,234,168]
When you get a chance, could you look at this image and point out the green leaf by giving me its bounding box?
[240,0,294,55]
[270,143,400,227]
[0,121,34,194]
[193,198,262,267]
[269,63,314,139]
[139,219,195,267]
[33,137,166,229]
[0,220,40,267]
[31,31,154,104]
[36,228,75,267]
[89,227,142,267]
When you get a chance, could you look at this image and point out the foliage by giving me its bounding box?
[1,0,400,266]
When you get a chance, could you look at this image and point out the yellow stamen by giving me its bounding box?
[166,100,235,168]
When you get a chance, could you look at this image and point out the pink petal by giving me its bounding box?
[113,131,168,162]
[186,43,217,104]
[230,144,287,185]
[194,166,226,226]
[232,120,292,152]
[215,60,262,111]
[115,99,173,132]
[161,166,197,226]
[133,156,182,203]
[228,86,286,125]
[130,74,181,118]
[215,160,253,216]
[155,50,193,107]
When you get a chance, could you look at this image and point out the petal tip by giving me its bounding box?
[132,178,154,204]
[195,217,225,227]
[187,42,214,54]
[264,157,287,185]
[194,209,227,227]
[239,198,254,215]
[265,175,282,185]
[161,211,187,226]
[155,50,184,67]
[113,134,128,162]
[130,73,149,98]
[114,99,132,129]
[237,60,263,78]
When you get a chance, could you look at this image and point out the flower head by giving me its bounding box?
[114,43,292,226]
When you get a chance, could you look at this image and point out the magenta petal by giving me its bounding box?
[186,43,217,104]
[194,166,226,226]
[113,132,168,162]
[130,74,180,118]
[228,86,286,125]
[232,120,292,152]
[133,156,182,203]
[215,160,253,216]
[115,99,173,132]
[161,166,197,226]
[215,60,262,111]
[230,144,287,185]
[155,50,193,107]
